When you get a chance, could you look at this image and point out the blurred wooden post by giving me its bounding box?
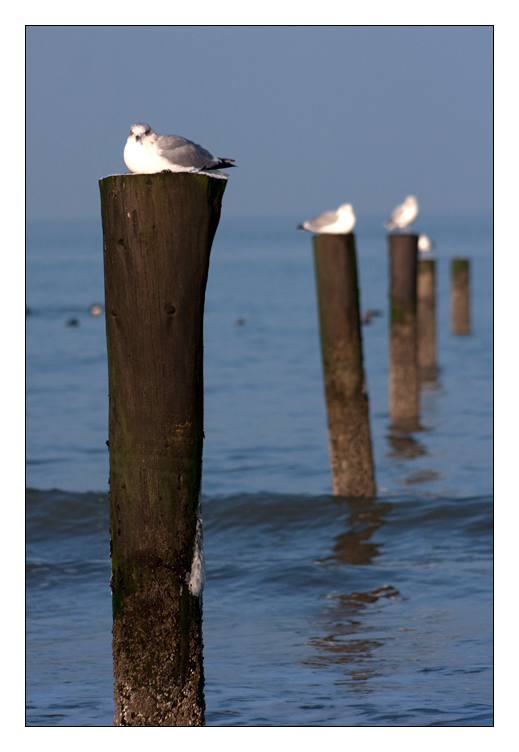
[388,234,419,430]
[451,258,470,334]
[100,172,226,727]
[417,258,437,376]
[313,233,375,497]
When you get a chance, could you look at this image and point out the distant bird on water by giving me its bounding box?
[418,234,435,253]
[362,309,383,325]
[124,123,236,177]
[384,195,418,232]
[298,203,356,234]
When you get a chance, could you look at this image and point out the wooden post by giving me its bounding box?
[451,258,470,334]
[99,172,226,726]
[417,258,437,377]
[388,234,419,431]
[313,233,375,497]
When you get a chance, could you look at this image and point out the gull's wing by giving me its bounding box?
[390,203,405,222]
[305,210,339,231]
[156,134,219,170]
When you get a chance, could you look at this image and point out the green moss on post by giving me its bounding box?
[100,172,226,726]
[388,234,419,431]
[313,233,375,497]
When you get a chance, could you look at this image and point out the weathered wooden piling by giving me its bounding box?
[388,233,419,430]
[451,258,471,334]
[100,172,226,726]
[313,233,375,497]
[417,258,437,376]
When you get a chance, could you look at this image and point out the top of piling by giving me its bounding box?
[99,171,229,191]
[451,258,470,273]
[99,172,227,228]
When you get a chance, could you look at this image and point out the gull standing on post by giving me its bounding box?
[124,123,236,177]
[298,203,356,234]
[384,195,418,232]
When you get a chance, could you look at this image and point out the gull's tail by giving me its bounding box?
[205,158,236,171]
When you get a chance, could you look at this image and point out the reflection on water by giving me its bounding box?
[332,584,401,606]
[403,469,442,485]
[386,376,443,484]
[419,366,442,390]
[307,498,398,687]
[386,431,427,459]
[303,585,401,688]
[316,498,392,566]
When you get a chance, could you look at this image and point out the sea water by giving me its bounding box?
[26,212,493,726]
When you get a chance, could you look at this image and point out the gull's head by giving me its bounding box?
[405,195,417,206]
[129,123,153,142]
[338,203,354,214]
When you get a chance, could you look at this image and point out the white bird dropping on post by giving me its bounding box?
[298,203,356,234]
[124,123,236,177]
[384,195,418,232]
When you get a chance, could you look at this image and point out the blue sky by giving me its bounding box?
[26,26,492,221]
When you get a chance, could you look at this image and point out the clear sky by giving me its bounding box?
[26,26,492,222]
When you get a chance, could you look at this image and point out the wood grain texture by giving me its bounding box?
[313,233,375,497]
[388,234,419,431]
[417,258,437,373]
[100,171,226,726]
[451,258,471,335]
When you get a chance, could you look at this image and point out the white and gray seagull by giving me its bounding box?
[298,203,356,234]
[384,195,418,232]
[123,123,236,177]
[418,234,435,253]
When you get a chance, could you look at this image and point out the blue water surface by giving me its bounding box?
[26,212,493,726]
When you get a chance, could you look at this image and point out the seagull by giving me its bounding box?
[384,195,418,232]
[418,234,435,252]
[298,203,356,234]
[123,123,236,176]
